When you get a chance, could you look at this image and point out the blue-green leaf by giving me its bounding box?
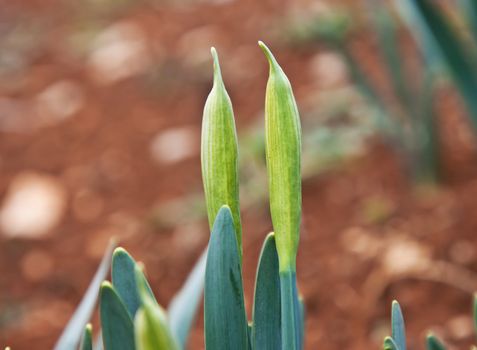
[252,233,281,350]
[80,324,93,350]
[391,300,406,350]
[54,240,116,350]
[426,333,446,350]
[112,248,156,318]
[168,249,207,349]
[100,282,135,350]
[204,206,248,350]
[279,270,300,350]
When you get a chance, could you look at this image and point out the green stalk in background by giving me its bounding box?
[259,41,302,350]
[201,47,242,255]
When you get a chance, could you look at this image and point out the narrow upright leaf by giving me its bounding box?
[80,324,93,350]
[391,300,406,350]
[54,240,116,350]
[398,0,477,132]
[112,248,155,318]
[252,233,281,350]
[204,206,248,350]
[426,333,446,350]
[201,47,242,255]
[167,249,207,349]
[100,282,135,350]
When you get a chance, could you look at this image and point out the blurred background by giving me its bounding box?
[1,0,477,348]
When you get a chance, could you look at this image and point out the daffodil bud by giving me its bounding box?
[201,48,242,254]
[259,41,302,272]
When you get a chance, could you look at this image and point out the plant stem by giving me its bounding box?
[279,270,300,350]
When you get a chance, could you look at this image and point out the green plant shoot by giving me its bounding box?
[201,47,242,255]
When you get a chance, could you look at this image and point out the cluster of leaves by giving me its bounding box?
[52,242,206,350]
[384,297,477,350]
[26,41,305,350]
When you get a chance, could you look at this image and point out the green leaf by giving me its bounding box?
[399,0,477,132]
[391,300,406,350]
[80,324,93,350]
[426,333,446,350]
[383,336,399,350]
[100,282,135,350]
[204,206,248,350]
[54,240,116,350]
[252,233,281,350]
[201,47,242,256]
[112,248,156,318]
[259,41,302,273]
[167,249,207,349]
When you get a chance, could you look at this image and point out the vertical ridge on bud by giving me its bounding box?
[259,41,302,273]
[201,47,242,256]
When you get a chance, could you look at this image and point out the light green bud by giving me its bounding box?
[201,47,242,254]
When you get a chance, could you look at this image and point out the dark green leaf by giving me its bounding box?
[204,206,248,350]
[391,300,406,350]
[80,324,93,350]
[252,233,281,350]
[100,282,135,350]
[426,333,446,350]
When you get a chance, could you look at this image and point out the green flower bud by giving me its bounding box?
[259,41,302,272]
[201,47,242,255]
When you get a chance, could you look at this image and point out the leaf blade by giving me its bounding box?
[252,233,281,350]
[100,282,135,350]
[391,300,406,350]
[204,206,248,350]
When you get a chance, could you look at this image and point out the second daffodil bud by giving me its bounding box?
[259,41,302,272]
[201,47,242,255]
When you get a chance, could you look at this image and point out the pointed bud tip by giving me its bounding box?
[258,41,278,70]
[210,46,222,84]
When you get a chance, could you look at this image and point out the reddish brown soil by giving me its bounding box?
[1,0,477,349]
